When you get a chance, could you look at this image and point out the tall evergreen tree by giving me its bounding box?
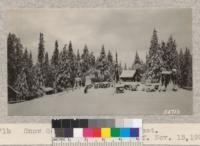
[23,48,29,68]
[8,33,17,86]
[81,44,90,73]
[134,51,140,65]
[178,49,184,87]
[132,51,141,70]
[146,29,162,82]
[44,52,51,87]
[165,36,178,70]
[28,51,33,68]
[51,40,59,67]
[38,33,45,65]
[107,50,113,63]
[115,52,120,83]
[14,69,29,101]
[183,48,192,87]
[68,41,76,87]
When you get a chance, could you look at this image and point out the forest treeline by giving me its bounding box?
[8,29,192,101]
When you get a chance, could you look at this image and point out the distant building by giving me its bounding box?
[120,70,141,82]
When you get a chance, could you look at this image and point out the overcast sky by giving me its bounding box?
[7,8,192,67]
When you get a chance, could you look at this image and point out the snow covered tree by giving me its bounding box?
[81,44,90,73]
[51,40,60,89]
[114,52,120,83]
[28,51,33,68]
[8,33,18,86]
[107,50,115,81]
[132,51,141,70]
[44,52,53,87]
[38,33,45,65]
[22,48,29,68]
[178,49,184,87]
[107,50,113,64]
[68,41,76,87]
[14,69,29,101]
[182,48,192,87]
[51,40,59,67]
[31,64,45,96]
[55,44,70,90]
[134,51,141,65]
[165,36,178,70]
[146,29,162,82]
[89,52,96,67]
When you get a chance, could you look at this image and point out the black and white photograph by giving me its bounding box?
[7,8,192,116]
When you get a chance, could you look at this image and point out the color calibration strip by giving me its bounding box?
[52,119,142,138]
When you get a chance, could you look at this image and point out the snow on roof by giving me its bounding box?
[120,70,136,78]
[42,87,54,92]
[161,71,172,74]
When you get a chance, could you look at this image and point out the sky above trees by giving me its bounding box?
[7,8,192,67]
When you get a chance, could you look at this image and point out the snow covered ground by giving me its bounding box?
[8,87,192,116]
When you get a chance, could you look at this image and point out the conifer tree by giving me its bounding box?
[38,33,45,65]
[165,36,178,70]
[14,69,29,101]
[146,29,162,82]
[178,49,184,87]
[8,33,18,86]
[51,40,59,67]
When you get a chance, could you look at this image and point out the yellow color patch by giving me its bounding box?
[101,128,111,138]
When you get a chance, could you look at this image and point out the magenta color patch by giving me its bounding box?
[83,128,93,137]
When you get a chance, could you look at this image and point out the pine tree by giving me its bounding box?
[38,33,45,65]
[44,52,51,87]
[115,52,119,83]
[107,50,113,63]
[183,48,192,87]
[165,36,178,70]
[89,52,96,67]
[161,41,166,68]
[8,33,17,86]
[146,29,162,82]
[31,64,45,96]
[28,51,33,68]
[107,50,115,80]
[76,49,81,76]
[51,40,60,89]
[23,48,29,68]
[77,49,80,61]
[68,41,76,87]
[81,44,90,73]
[134,51,140,65]
[100,45,106,59]
[178,49,184,87]
[51,40,59,67]
[15,37,24,80]
[132,51,141,70]
[14,69,29,101]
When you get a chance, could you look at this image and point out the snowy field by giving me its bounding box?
[8,87,192,116]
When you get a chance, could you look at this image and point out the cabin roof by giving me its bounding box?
[120,70,136,78]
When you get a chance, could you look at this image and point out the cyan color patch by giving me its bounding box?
[120,128,130,137]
